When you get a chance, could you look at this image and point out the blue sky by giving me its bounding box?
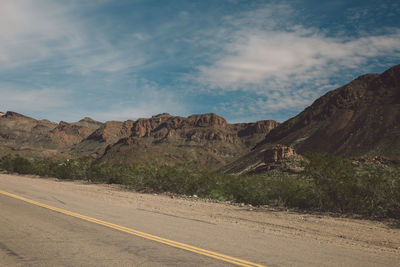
[1,0,400,123]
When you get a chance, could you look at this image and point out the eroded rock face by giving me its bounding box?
[259,145,304,172]
[221,144,304,174]
[132,115,172,137]
[186,113,229,128]
[264,145,297,163]
[238,120,280,137]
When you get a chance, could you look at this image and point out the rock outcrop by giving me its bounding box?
[263,145,297,163]
[222,144,304,174]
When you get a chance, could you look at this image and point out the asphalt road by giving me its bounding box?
[0,193,237,266]
[0,174,399,266]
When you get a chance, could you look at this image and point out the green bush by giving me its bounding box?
[304,153,400,217]
[1,154,399,219]
[222,172,317,208]
[356,166,400,218]
[0,154,34,174]
[304,153,359,212]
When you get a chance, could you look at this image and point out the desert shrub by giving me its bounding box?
[142,164,190,193]
[87,162,126,184]
[0,154,34,174]
[0,154,16,172]
[53,159,88,180]
[32,159,59,177]
[356,166,400,218]
[304,153,400,218]
[1,154,399,219]
[304,153,359,212]
[125,165,222,196]
[222,172,318,208]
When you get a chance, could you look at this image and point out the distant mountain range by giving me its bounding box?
[1,64,399,171]
[0,111,278,168]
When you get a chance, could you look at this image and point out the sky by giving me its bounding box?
[1,0,400,123]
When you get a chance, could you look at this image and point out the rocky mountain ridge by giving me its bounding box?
[76,113,279,167]
[0,111,279,168]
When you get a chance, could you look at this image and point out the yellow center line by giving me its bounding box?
[0,189,266,267]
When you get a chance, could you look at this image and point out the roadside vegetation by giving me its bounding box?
[1,153,399,219]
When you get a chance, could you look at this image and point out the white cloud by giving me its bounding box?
[197,29,400,90]
[194,3,400,116]
[0,0,144,74]
[65,46,145,75]
[88,82,188,121]
[0,1,81,69]
[0,86,69,113]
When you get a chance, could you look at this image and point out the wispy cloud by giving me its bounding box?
[346,2,400,25]
[0,86,70,113]
[0,0,144,75]
[0,1,80,69]
[197,29,400,89]
[88,80,188,122]
[191,2,400,120]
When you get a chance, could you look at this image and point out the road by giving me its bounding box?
[0,173,399,266]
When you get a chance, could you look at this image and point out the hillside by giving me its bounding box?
[0,112,103,158]
[224,64,400,174]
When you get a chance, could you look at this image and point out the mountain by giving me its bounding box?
[48,118,103,147]
[0,111,58,157]
[0,112,103,158]
[223,64,400,174]
[75,113,279,168]
[0,111,279,168]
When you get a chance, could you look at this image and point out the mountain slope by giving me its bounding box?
[224,64,400,174]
